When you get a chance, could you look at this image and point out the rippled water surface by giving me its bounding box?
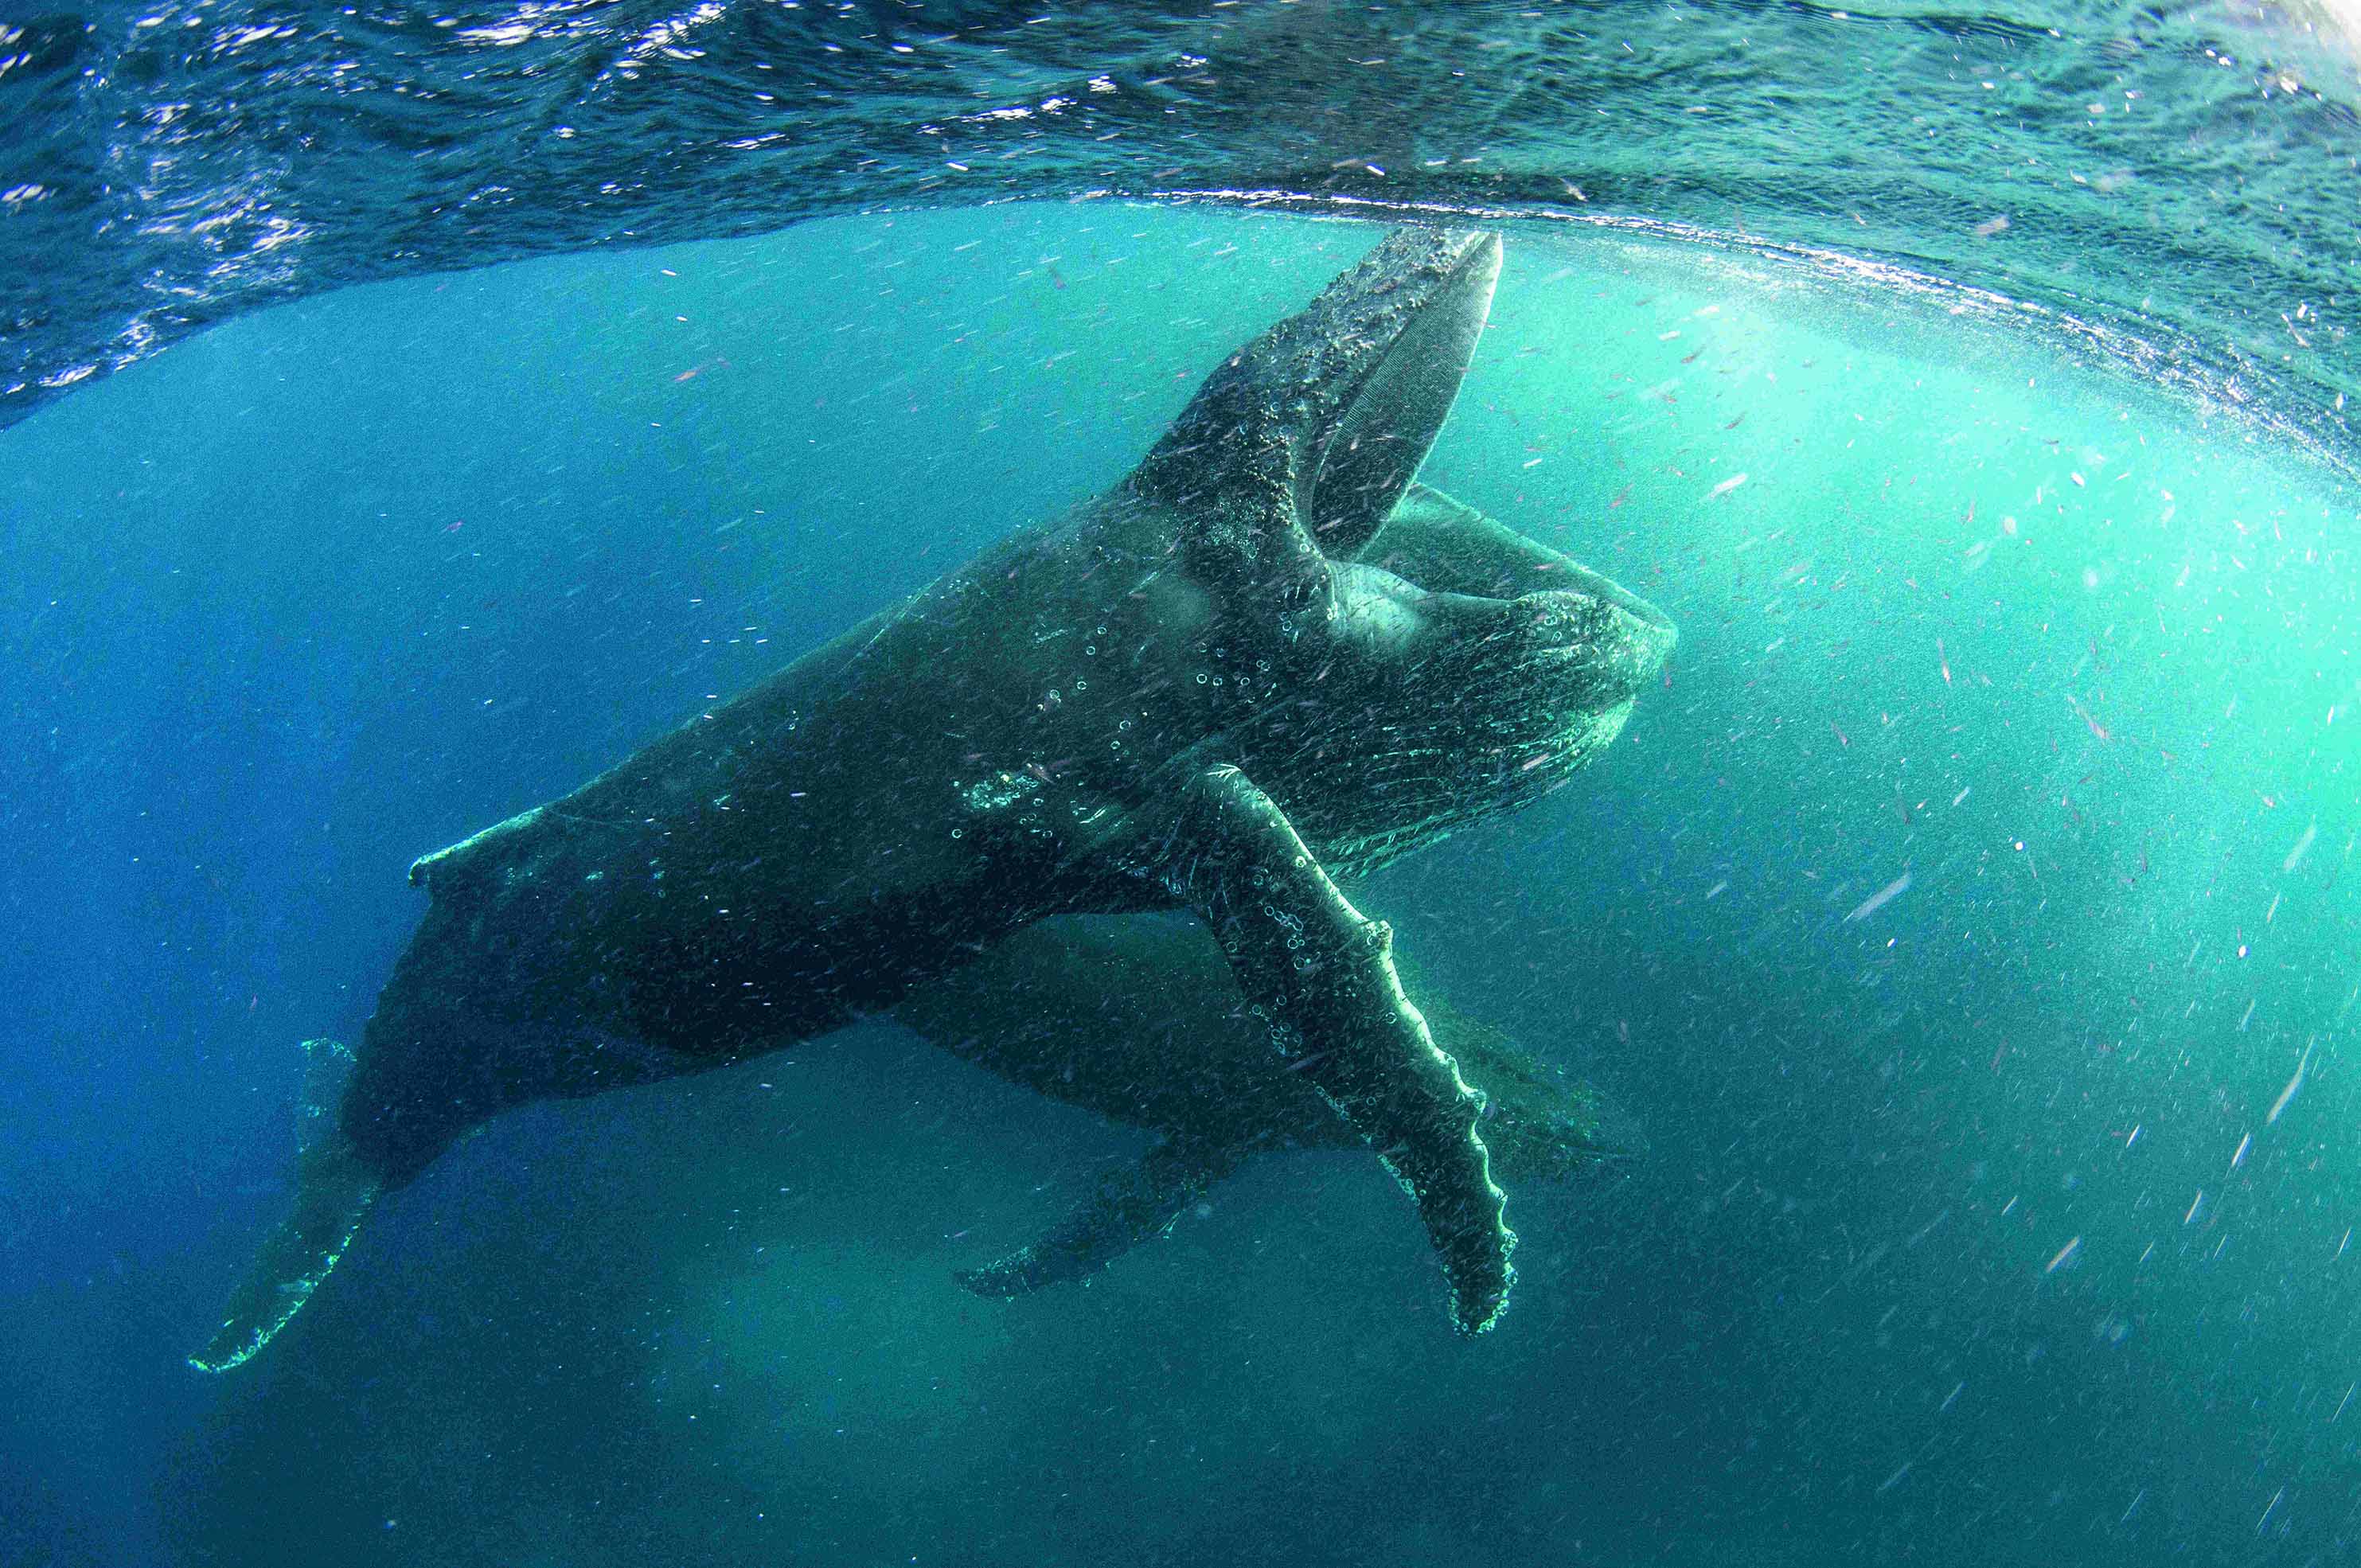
[6,1,2361,457]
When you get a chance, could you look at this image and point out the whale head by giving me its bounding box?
[1126,226,1676,873]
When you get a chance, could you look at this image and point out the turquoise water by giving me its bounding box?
[1,11,2358,1566]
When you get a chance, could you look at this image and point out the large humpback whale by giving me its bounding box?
[191,228,1676,1372]
[892,911,1644,1297]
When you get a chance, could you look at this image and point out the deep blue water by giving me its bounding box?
[3,7,2359,1566]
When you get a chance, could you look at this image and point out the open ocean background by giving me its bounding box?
[2,4,2359,1565]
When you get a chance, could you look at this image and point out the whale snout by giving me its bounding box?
[1516,579,1676,703]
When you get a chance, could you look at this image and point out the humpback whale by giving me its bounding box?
[191,228,1676,1372]
[892,912,1644,1297]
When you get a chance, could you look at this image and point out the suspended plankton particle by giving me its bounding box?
[2044,1235,2082,1273]
[1705,472,1749,501]
[2230,1131,2253,1171]
[2285,821,2318,872]
[1844,870,1913,923]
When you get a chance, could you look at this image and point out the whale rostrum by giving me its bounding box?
[189,228,1675,1372]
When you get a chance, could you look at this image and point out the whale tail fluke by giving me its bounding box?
[189,1039,383,1374]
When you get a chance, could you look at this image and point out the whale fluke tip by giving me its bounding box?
[189,1038,382,1374]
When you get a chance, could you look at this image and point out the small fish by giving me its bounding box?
[1704,472,1748,501]
[1724,413,1745,431]
[2267,1041,2312,1125]
[1844,870,1912,924]
[1608,484,1632,509]
[2066,692,2111,742]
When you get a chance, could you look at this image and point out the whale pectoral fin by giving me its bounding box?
[957,1135,1245,1300]
[1126,228,1503,570]
[1150,765,1515,1334]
